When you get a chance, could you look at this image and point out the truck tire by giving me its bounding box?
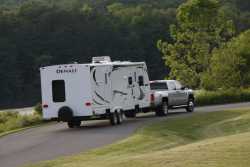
[110,112,118,125]
[186,99,194,112]
[156,100,168,116]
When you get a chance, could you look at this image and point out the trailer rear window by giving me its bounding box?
[52,80,65,102]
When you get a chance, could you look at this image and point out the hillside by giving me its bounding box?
[27,109,250,167]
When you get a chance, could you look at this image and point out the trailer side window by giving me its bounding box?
[128,77,133,85]
[52,80,66,102]
[138,76,144,86]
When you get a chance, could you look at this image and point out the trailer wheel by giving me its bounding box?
[117,110,124,124]
[67,120,81,128]
[67,121,75,128]
[74,120,81,127]
[110,112,118,125]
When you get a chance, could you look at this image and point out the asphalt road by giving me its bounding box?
[1,102,250,167]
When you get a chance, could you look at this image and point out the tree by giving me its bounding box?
[158,0,234,88]
[203,30,250,89]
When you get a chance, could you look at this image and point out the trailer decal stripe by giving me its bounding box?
[93,69,99,86]
[93,99,103,105]
[95,91,110,103]
[113,90,128,96]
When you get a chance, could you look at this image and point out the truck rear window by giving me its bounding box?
[150,82,168,90]
[52,80,65,102]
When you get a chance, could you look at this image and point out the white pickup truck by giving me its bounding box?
[150,80,194,116]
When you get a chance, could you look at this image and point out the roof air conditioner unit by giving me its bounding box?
[92,56,111,63]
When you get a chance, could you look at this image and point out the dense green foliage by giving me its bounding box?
[0,0,250,108]
[0,0,176,107]
[0,111,42,135]
[158,0,235,88]
[203,30,250,89]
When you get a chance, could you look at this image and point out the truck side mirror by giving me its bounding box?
[181,86,187,90]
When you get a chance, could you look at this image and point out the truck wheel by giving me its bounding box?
[156,100,168,116]
[162,101,169,115]
[186,99,194,112]
[117,111,124,124]
[110,112,118,125]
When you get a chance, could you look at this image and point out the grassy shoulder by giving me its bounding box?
[195,88,250,106]
[27,108,250,167]
[0,111,43,137]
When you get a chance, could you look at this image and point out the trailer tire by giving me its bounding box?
[110,112,118,125]
[67,121,75,128]
[74,120,81,127]
[117,110,124,124]
[67,120,81,128]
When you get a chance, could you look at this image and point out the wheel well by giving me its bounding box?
[189,94,194,100]
[162,97,168,103]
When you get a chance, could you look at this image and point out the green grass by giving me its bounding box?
[0,111,43,136]
[195,88,250,106]
[27,108,250,167]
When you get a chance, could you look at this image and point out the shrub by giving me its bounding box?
[0,111,42,135]
[0,112,18,124]
[195,88,250,106]
[34,103,42,116]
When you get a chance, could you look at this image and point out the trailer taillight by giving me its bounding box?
[43,104,48,108]
[150,94,155,102]
[85,102,92,107]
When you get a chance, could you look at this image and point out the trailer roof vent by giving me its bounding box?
[92,56,111,63]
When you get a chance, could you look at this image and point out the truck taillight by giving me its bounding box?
[43,104,48,108]
[150,94,155,102]
[85,102,92,106]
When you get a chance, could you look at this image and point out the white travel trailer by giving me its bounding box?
[40,57,151,128]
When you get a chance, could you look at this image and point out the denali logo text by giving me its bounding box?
[56,69,77,74]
